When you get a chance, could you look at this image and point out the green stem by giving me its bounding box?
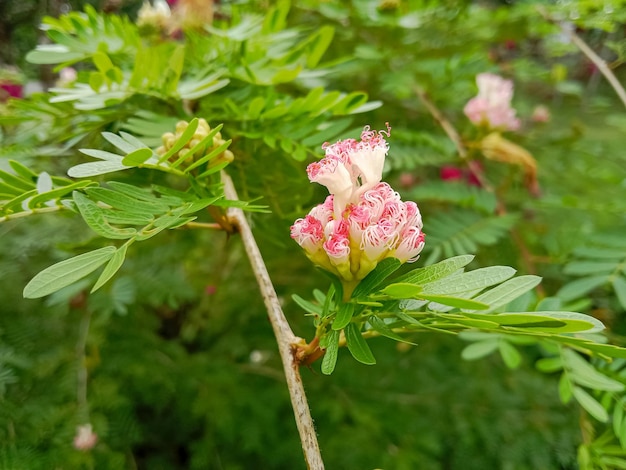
[0,204,66,223]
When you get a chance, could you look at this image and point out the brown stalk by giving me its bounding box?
[222,173,325,470]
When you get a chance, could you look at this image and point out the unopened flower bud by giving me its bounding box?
[162,132,175,147]
[224,150,234,162]
[175,120,188,134]
[198,118,210,132]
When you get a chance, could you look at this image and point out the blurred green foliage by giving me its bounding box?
[1,0,626,468]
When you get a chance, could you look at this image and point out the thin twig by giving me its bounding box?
[415,87,468,159]
[76,307,91,416]
[183,221,224,230]
[538,6,626,110]
[414,87,493,193]
[222,173,325,470]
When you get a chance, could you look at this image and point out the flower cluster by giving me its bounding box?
[464,73,520,131]
[156,118,234,166]
[291,125,425,289]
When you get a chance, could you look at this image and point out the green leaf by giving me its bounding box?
[184,140,232,172]
[85,187,169,214]
[68,160,131,178]
[292,294,322,315]
[395,311,423,326]
[344,323,376,365]
[527,311,605,333]
[368,316,416,345]
[247,96,266,120]
[26,47,85,64]
[108,181,177,204]
[536,296,562,311]
[574,246,626,259]
[572,386,609,422]
[613,275,626,311]
[321,330,340,375]
[178,197,221,215]
[23,246,116,298]
[170,125,223,169]
[600,457,626,470]
[321,284,336,319]
[79,148,124,161]
[0,169,35,191]
[614,399,624,438]
[103,212,153,226]
[102,131,143,153]
[156,118,199,164]
[2,190,37,213]
[564,261,619,275]
[380,283,423,298]
[393,254,475,285]
[332,302,354,330]
[461,340,499,360]
[422,294,489,310]
[498,341,522,369]
[437,314,499,329]
[562,349,624,392]
[465,311,604,333]
[468,275,542,313]
[535,357,563,373]
[557,275,608,301]
[620,417,626,450]
[91,243,130,293]
[92,51,114,72]
[352,257,402,298]
[272,65,302,84]
[559,373,573,404]
[26,180,94,209]
[307,26,334,68]
[73,192,137,239]
[8,160,38,180]
[121,148,154,166]
[422,266,516,296]
[549,337,626,360]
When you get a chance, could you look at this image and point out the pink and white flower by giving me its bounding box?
[291,125,426,289]
[73,424,98,451]
[464,73,520,131]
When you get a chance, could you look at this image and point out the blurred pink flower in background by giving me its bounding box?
[440,165,482,187]
[0,83,22,100]
[56,67,77,87]
[464,73,520,131]
[531,105,550,123]
[73,424,98,451]
[292,125,425,286]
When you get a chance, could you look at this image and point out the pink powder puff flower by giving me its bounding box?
[394,226,426,263]
[291,215,325,254]
[464,73,520,131]
[308,124,391,217]
[73,424,98,451]
[292,125,426,294]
